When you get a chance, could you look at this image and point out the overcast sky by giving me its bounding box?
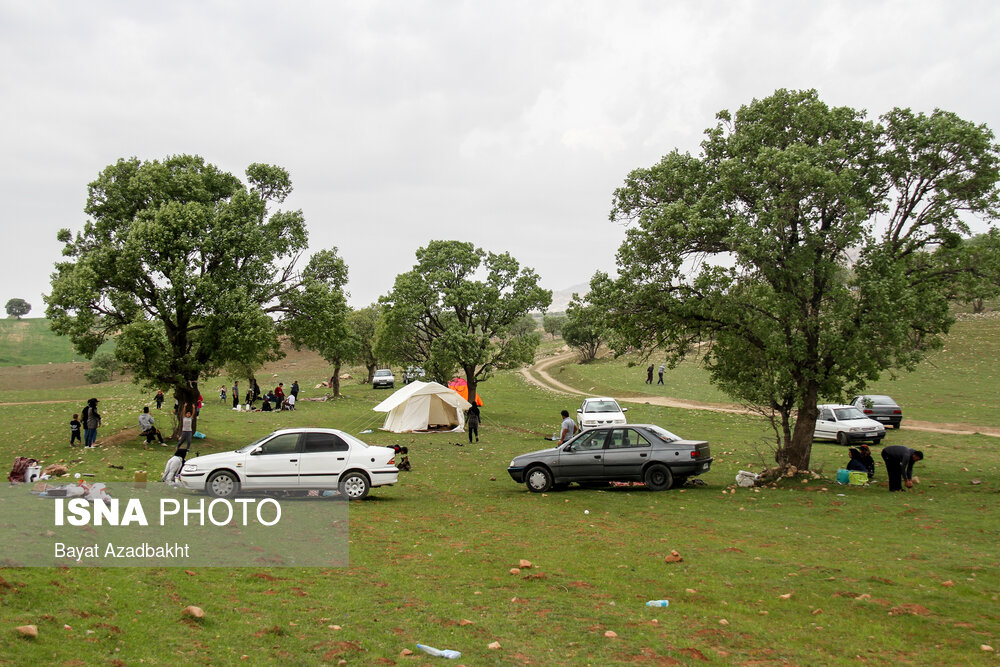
[3,0,999,313]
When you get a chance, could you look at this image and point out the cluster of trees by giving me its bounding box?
[46,157,551,432]
[48,90,999,467]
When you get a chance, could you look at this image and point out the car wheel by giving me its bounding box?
[837,431,850,446]
[338,471,370,500]
[525,466,553,493]
[207,470,239,498]
[643,463,673,491]
[873,437,883,446]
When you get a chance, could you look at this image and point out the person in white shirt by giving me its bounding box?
[558,410,579,444]
[161,448,187,485]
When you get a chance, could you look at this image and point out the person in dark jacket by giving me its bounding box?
[81,398,101,448]
[881,445,923,492]
[846,445,876,480]
[467,404,481,443]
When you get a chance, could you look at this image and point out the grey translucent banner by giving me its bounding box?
[0,483,349,567]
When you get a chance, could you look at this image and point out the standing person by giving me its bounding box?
[70,413,82,446]
[251,378,261,402]
[657,364,665,385]
[154,389,165,410]
[81,398,101,448]
[219,385,226,403]
[177,408,194,451]
[274,383,285,410]
[557,409,578,445]
[161,448,187,485]
[646,364,654,384]
[290,380,300,401]
[139,406,165,446]
[467,404,481,443]
[881,445,923,492]
[232,381,239,409]
[196,394,203,417]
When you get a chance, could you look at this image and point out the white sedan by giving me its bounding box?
[813,404,885,446]
[179,428,399,499]
[577,397,628,429]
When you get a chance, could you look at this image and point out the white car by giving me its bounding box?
[179,428,399,499]
[577,397,628,429]
[373,369,395,389]
[813,404,885,446]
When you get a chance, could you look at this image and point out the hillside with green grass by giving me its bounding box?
[0,314,997,664]
[0,318,113,367]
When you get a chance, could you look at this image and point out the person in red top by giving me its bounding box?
[274,383,285,410]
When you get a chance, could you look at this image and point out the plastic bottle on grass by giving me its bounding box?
[416,644,461,659]
[646,599,670,608]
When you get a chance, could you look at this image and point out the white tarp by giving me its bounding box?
[372,380,473,433]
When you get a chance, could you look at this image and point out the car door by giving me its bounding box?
[557,428,609,480]
[603,428,651,480]
[297,431,351,488]
[243,432,302,489]
[814,409,836,441]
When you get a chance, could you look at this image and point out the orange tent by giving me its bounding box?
[448,378,483,406]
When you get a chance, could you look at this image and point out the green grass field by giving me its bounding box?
[0,318,113,368]
[0,323,998,665]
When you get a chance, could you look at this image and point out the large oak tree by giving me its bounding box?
[46,155,345,432]
[593,89,1000,469]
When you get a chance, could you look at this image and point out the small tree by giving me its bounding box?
[5,298,30,319]
[348,305,382,383]
[84,351,120,384]
[281,250,355,397]
[380,240,551,401]
[562,303,604,362]
[542,313,567,339]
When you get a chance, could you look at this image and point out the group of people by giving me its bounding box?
[846,443,924,492]
[230,379,299,411]
[69,397,102,448]
[645,364,666,385]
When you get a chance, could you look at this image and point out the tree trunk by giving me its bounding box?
[332,363,342,397]
[776,382,818,470]
[973,298,984,314]
[465,366,478,409]
[172,382,200,439]
[366,363,376,384]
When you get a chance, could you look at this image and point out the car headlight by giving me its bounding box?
[182,464,198,472]
[509,459,517,467]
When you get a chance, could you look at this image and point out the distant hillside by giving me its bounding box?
[547,283,590,313]
[0,318,108,366]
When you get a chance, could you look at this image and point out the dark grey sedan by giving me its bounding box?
[850,395,903,429]
[507,424,712,492]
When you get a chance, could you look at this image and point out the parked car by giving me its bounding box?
[577,397,628,429]
[403,366,425,384]
[813,404,885,446]
[372,368,395,389]
[179,428,399,499]
[507,424,712,492]
[850,395,903,429]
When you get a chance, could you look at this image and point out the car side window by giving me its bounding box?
[572,430,607,451]
[302,433,349,453]
[257,434,300,455]
[608,428,650,449]
[820,409,834,421]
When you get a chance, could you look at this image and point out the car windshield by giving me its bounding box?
[869,396,896,405]
[584,400,621,413]
[645,425,682,442]
[236,433,277,453]
[375,370,391,377]
[834,407,866,420]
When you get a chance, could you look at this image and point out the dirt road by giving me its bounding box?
[520,350,1000,438]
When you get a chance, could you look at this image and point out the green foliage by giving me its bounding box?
[380,240,550,396]
[599,89,1000,468]
[84,350,120,384]
[280,250,354,396]
[347,305,382,382]
[936,230,1000,312]
[45,155,320,410]
[542,312,566,338]
[562,302,605,362]
[4,298,30,319]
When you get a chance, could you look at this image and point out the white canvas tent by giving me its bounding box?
[372,381,472,433]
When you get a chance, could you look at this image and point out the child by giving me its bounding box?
[161,448,187,485]
[178,408,194,451]
[220,385,226,402]
[70,414,82,446]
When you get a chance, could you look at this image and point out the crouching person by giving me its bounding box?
[161,448,187,485]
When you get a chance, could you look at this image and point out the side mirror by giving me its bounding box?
[576,409,582,414]
[622,407,628,412]
[250,448,262,456]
